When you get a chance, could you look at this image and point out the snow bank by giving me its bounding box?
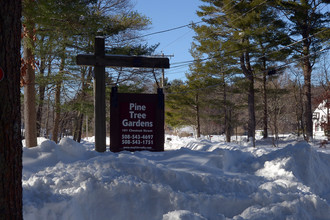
[22,136,330,219]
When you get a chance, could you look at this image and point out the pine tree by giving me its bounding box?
[22,0,38,147]
[192,21,238,141]
[22,0,96,145]
[185,53,209,138]
[166,46,215,138]
[276,0,330,141]
[0,0,23,219]
[24,0,151,142]
[194,0,293,144]
[165,80,191,129]
[35,35,55,137]
[250,3,291,139]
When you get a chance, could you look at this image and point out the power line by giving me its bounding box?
[98,0,327,83]
[106,0,263,44]
[170,45,256,69]
[169,0,271,69]
[165,46,330,94]
[273,45,330,71]
[160,29,194,51]
[255,28,330,60]
[101,1,269,73]
[169,28,330,70]
[111,0,244,43]
[228,0,269,25]
[112,21,204,42]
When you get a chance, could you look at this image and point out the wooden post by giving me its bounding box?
[94,37,106,152]
[162,53,165,88]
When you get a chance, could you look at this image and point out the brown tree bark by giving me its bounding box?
[278,0,328,141]
[77,112,84,142]
[36,40,53,137]
[0,0,23,219]
[240,49,256,146]
[23,4,37,147]
[302,43,313,141]
[262,57,268,139]
[52,56,64,143]
[223,72,232,142]
[36,56,46,137]
[73,68,89,142]
[52,79,62,143]
[300,11,313,141]
[195,93,201,138]
[247,74,256,145]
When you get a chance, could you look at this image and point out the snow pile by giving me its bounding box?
[22,136,330,219]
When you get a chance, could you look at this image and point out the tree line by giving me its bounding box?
[21,0,161,147]
[20,0,330,148]
[165,0,330,144]
[18,0,330,149]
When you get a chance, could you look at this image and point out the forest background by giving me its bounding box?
[21,0,330,148]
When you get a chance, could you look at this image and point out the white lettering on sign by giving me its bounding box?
[129,111,146,119]
[122,103,153,128]
[122,119,153,127]
[129,103,146,111]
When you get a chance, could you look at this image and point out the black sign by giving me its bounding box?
[110,87,164,152]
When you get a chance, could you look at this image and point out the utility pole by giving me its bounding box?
[161,52,174,88]
[162,53,165,88]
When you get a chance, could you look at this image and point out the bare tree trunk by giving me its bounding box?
[0,0,23,218]
[73,111,84,142]
[36,54,46,137]
[240,47,256,146]
[52,57,64,143]
[293,81,305,137]
[247,74,256,145]
[225,107,232,142]
[195,93,201,138]
[300,12,314,141]
[74,67,90,142]
[274,104,279,141]
[59,112,69,139]
[262,59,268,139]
[77,112,84,142]
[86,115,89,138]
[320,60,330,140]
[73,116,79,141]
[45,92,51,138]
[223,73,231,142]
[303,54,313,141]
[23,17,37,147]
[52,79,62,143]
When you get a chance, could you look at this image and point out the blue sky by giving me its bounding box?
[134,0,202,81]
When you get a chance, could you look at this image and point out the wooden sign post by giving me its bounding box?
[76,37,169,152]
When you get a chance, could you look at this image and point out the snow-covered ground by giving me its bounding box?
[22,135,330,220]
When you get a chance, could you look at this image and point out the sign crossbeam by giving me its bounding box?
[77,54,170,69]
[76,37,170,152]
